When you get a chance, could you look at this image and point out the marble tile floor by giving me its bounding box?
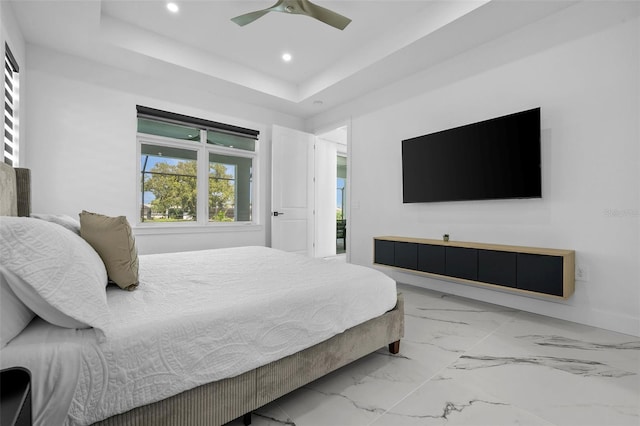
[227,283,640,426]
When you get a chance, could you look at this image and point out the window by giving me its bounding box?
[140,144,198,222]
[137,106,259,226]
[209,153,253,222]
[3,43,19,166]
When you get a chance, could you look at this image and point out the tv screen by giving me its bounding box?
[402,108,541,203]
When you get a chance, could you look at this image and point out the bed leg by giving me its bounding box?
[388,340,400,354]
[243,413,251,425]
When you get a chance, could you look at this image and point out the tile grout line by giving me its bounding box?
[446,307,561,426]
[366,307,524,426]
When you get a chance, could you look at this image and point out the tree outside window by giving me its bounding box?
[140,145,197,222]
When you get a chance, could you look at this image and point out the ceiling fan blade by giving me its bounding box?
[231,9,271,26]
[302,0,351,30]
[231,0,289,26]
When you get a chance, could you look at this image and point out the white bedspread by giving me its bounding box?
[1,246,397,426]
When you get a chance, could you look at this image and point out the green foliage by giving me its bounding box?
[142,160,236,222]
[209,163,235,222]
[144,161,197,220]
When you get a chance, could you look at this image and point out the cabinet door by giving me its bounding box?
[395,242,418,270]
[517,253,563,296]
[478,250,517,288]
[445,247,478,280]
[374,240,395,266]
[418,244,445,274]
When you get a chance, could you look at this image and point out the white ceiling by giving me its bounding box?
[10,0,584,118]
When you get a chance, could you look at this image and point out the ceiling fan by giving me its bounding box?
[231,0,352,30]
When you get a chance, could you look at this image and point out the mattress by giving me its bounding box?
[0,246,397,426]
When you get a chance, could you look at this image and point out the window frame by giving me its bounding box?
[136,125,260,229]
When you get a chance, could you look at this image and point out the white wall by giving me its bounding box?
[323,15,640,336]
[23,46,305,254]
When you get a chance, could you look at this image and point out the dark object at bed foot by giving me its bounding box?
[243,413,251,425]
[0,368,32,426]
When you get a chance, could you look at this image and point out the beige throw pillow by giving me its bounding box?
[79,211,139,290]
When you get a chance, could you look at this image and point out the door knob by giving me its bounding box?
[273,212,285,217]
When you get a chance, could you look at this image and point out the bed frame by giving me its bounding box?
[0,162,404,426]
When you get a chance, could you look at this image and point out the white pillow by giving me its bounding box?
[0,269,35,347]
[30,213,81,235]
[0,217,111,332]
[1,267,87,329]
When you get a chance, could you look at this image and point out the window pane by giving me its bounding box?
[140,144,197,223]
[209,153,252,222]
[138,118,200,142]
[207,130,255,152]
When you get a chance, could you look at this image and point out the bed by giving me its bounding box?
[0,163,404,426]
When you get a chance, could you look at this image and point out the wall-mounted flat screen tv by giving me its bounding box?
[402,107,541,203]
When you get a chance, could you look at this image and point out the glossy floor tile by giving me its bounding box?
[227,284,640,426]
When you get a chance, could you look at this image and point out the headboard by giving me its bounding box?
[0,162,31,217]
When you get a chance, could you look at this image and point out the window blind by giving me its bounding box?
[3,43,19,166]
[136,105,259,140]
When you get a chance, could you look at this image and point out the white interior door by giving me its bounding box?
[271,125,314,255]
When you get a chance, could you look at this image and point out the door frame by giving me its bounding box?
[312,120,351,262]
[269,121,351,259]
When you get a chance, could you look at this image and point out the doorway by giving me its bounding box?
[316,126,348,259]
[271,124,348,259]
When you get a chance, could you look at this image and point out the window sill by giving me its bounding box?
[133,222,263,236]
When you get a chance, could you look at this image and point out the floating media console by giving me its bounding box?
[374,236,575,299]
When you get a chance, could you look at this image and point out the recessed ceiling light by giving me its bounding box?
[282,53,292,63]
[166,2,179,13]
